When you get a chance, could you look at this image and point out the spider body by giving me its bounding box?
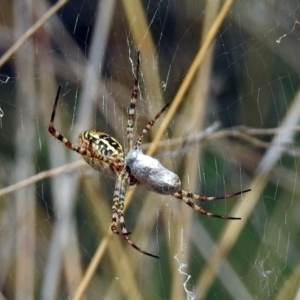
[78,130,124,178]
[48,52,250,258]
[126,148,181,195]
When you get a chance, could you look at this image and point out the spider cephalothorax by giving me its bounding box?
[48,52,250,258]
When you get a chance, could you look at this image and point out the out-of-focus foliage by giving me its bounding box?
[0,0,299,299]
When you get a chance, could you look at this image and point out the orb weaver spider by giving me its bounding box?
[48,52,250,258]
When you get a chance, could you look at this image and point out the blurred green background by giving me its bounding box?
[0,0,300,299]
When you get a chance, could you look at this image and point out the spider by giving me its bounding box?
[48,52,250,258]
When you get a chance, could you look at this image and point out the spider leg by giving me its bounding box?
[126,52,169,150]
[113,171,131,235]
[135,103,170,148]
[122,234,159,258]
[111,171,126,235]
[48,87,93,157]
[174,188,251,202]
[111,169,159,258]
[49,87,124,169]
[172,192,241,220]
[127,52,140,152]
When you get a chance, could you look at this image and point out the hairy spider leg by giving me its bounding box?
[127,52,140,153]
[174,188,251,202]
[111,169,127,235]
[111,169,158,258]
[48,87,122,168]
[135,103,170,149]
[120,172,158,258]
[122,231,159,258]
[173,193,241,220]
[48,87,93,157]
[113,170,130,235]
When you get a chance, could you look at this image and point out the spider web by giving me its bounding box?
[0,0,300,299]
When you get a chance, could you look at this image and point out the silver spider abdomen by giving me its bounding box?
[126,148,181,195]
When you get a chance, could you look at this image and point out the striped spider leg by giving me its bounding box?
[110,52,169,258]
[112,104,170,258]
[48,87,125,174]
